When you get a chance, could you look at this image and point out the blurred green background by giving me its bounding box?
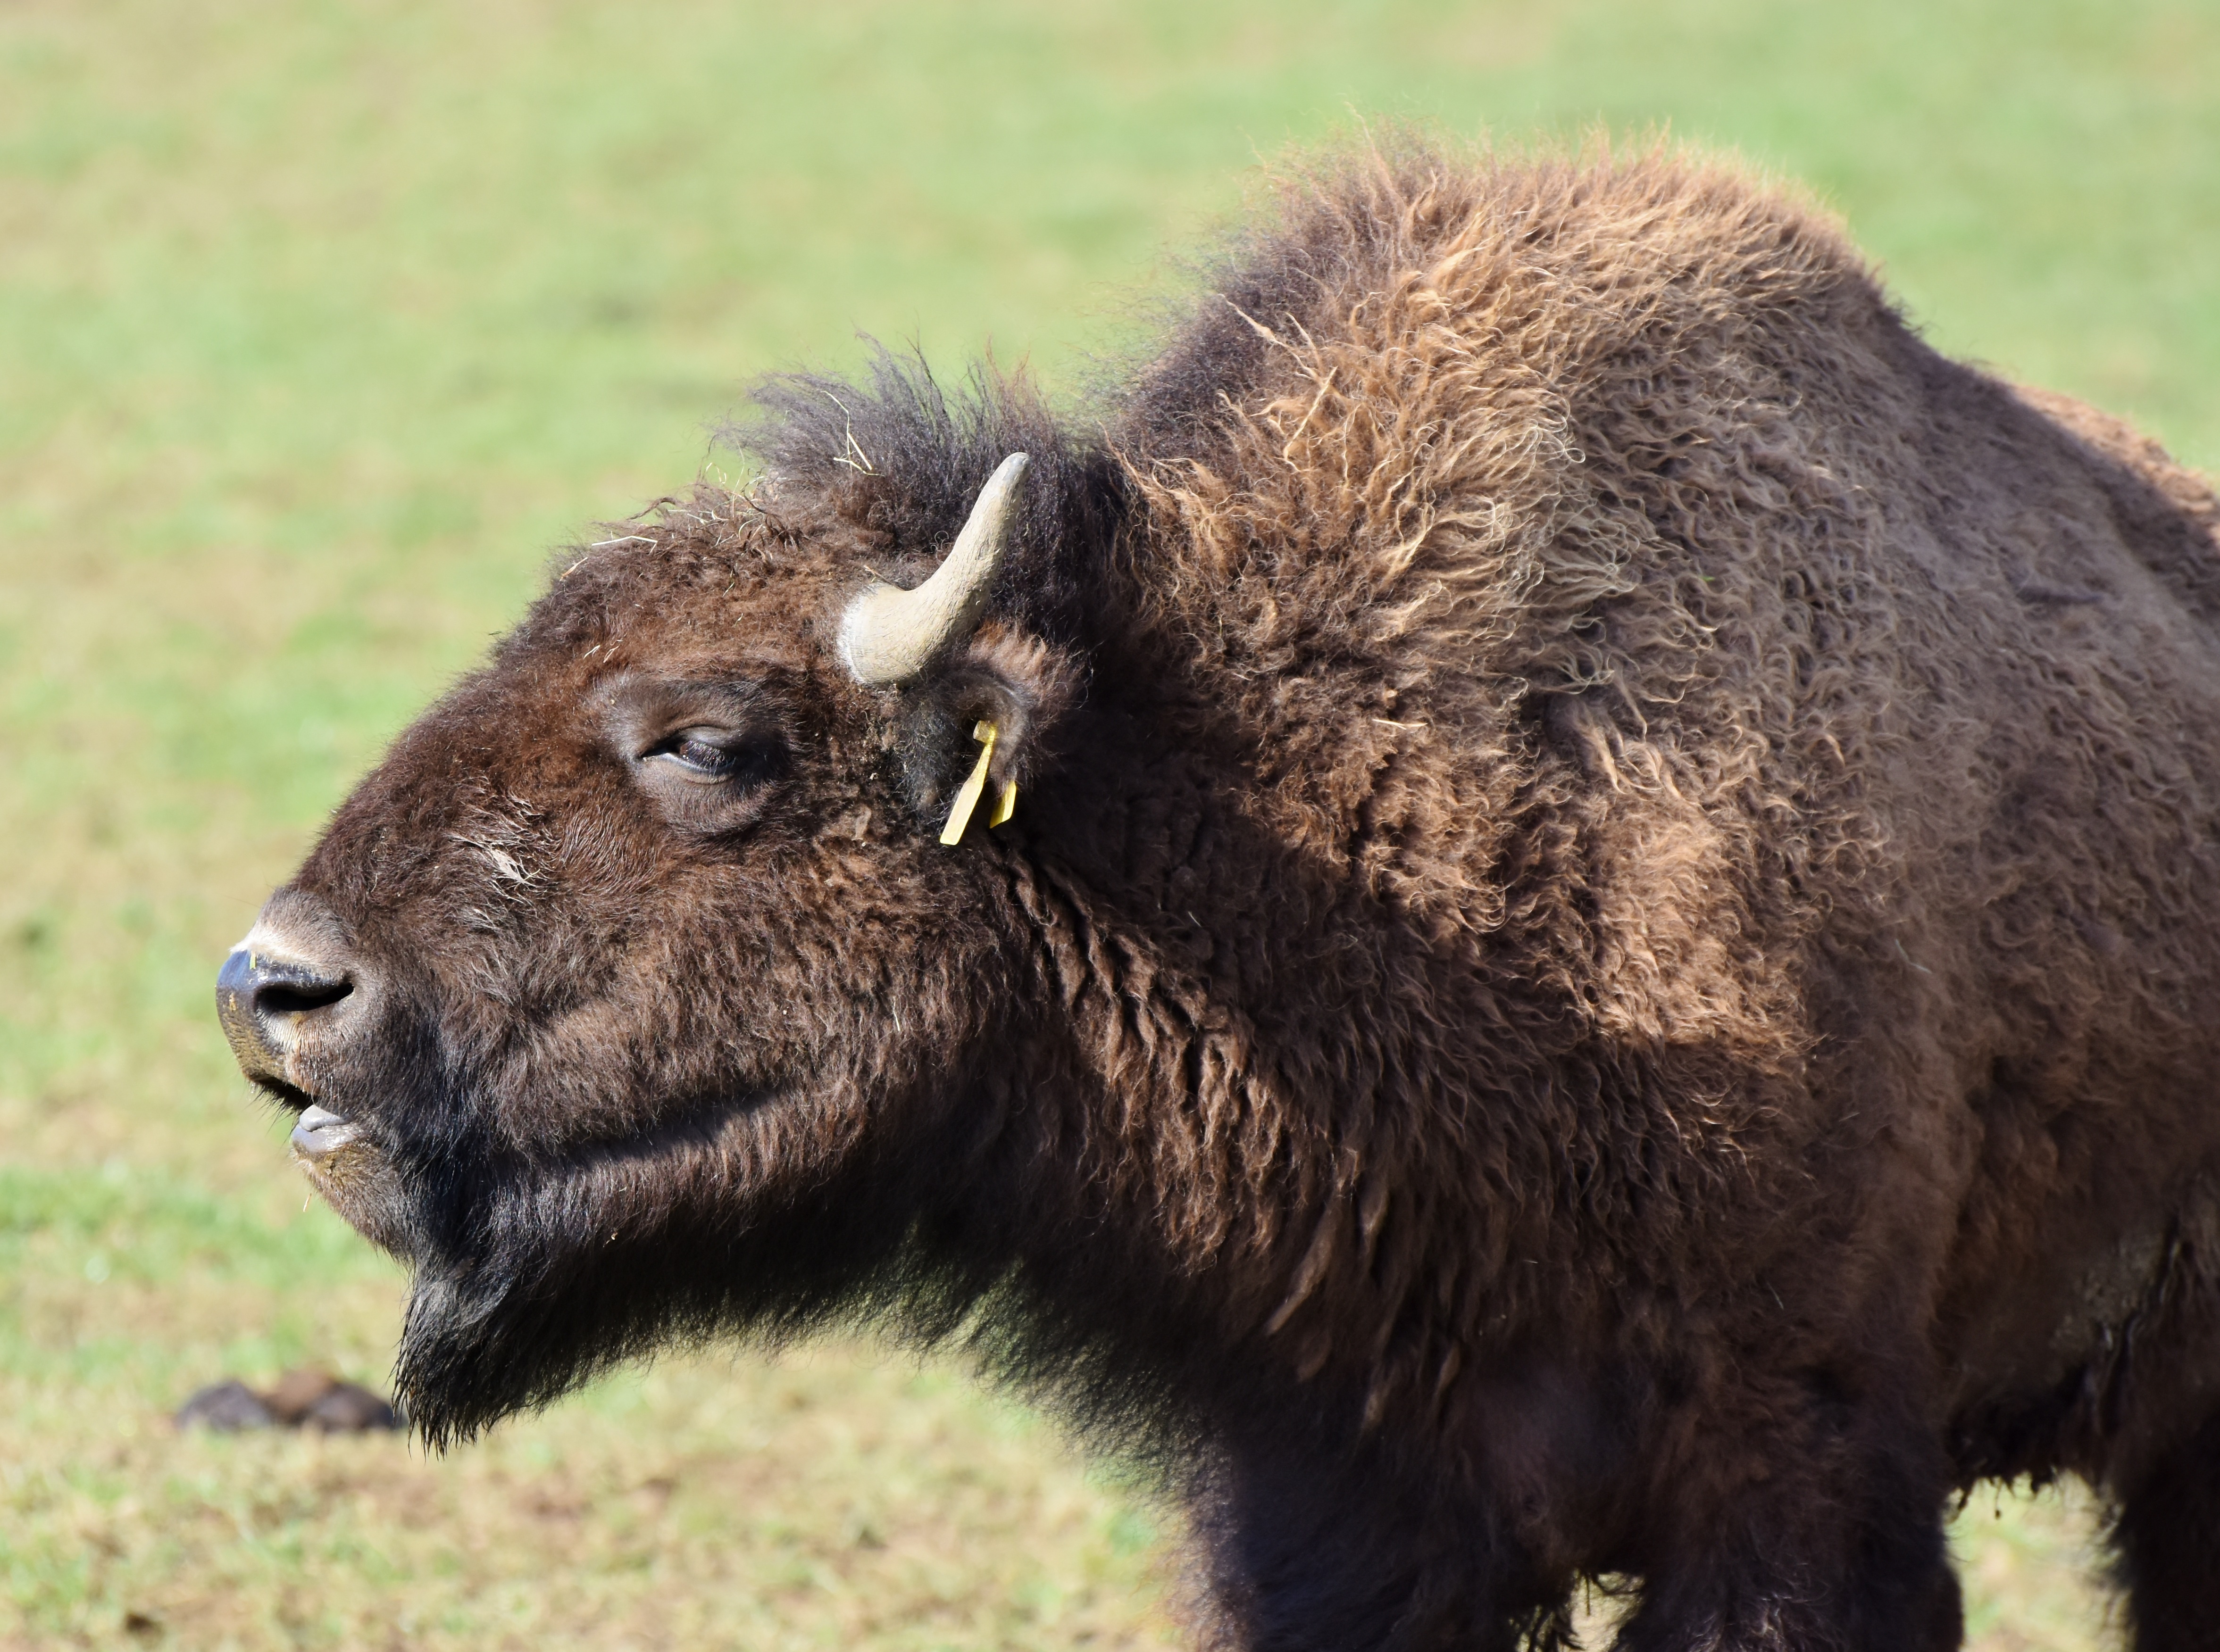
[4,0,2210,1645]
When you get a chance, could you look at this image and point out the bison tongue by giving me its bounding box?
[290,1104,360,1159]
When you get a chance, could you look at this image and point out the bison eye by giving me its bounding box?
[599,675,794,832]
[644,729,784,788]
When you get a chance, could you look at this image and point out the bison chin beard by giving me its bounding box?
[388,1122,923,1449]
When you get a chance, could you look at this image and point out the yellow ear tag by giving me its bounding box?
[940,720,999,846]
[988,776,1018,829]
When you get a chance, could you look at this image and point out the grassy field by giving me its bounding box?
[3,0,2213,1644]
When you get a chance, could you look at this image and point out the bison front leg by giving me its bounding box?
[1189,1440,1560,1652]
[2113,1410,2220,1652]
[1614,1386,1962,1652]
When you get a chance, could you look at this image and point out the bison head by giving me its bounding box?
[215,369,1149,1444]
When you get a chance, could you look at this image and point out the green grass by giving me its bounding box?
[4,0,2212,1644]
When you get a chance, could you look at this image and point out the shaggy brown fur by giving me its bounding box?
[219,146,2220,1652]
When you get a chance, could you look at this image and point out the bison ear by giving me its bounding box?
[893,620,1081,834]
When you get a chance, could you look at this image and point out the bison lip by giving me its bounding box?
[290,1104,362,1159]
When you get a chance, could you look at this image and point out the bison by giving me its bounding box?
[216,147,2220,1650]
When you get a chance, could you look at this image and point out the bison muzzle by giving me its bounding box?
[217,148,2220,1652]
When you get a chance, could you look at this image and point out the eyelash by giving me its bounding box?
[670,735,734,772]
[648,732,782,786]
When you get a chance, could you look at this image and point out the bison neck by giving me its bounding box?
[982,755,1786,1466]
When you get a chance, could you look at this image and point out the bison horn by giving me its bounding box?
[838,452,1031,685]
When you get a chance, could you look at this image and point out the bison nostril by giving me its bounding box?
[257,977,352,1017]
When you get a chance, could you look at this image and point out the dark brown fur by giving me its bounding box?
[230,147,2220,1651]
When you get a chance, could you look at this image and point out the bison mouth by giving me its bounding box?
[250,1072,321,1116]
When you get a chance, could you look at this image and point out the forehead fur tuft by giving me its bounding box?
[732,350,1128,650]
